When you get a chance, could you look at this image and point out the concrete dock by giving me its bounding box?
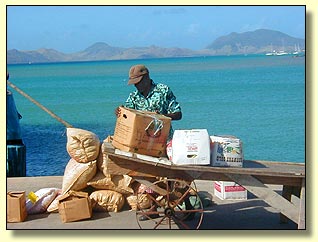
[6,176,298,230]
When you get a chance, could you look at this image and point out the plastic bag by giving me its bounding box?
[26,188,60,214]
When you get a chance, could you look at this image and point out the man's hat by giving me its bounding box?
[128,64,149,85]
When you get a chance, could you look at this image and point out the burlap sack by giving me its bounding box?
[62,158,97,194]
[97,136,114,176]
[126,195,138,210]
[66,127,100,163]
[90,190,125,212]
[87,172,134,195]
[125,182,152,210]
[126,194,151,210]
[47,193,63,213]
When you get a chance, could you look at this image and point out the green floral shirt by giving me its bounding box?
[124,81,181,139]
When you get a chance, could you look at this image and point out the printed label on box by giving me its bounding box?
[210,135,243,167]
[172,129,210,165]
[214,181,247,200]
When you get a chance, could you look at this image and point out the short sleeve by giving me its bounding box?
[166,88,181,114]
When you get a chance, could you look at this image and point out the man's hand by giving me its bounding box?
[115,106,122,117]
[165,112,182,120]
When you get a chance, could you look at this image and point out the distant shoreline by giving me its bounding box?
[7,29,305,65]
[7,52,304,66]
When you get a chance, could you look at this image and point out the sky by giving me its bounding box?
[7,6,305,53]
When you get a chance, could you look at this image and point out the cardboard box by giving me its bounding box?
[214,181,247,200]
[172,129,210,165]
[58,191,92,223]
[113,107,171,157]
[7,191,27,222]
[210,135,243,167]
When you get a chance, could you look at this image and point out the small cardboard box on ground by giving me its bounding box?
[210,135,244,167]
[214,181,247,200]
[58,191,92,223]
[7,191,27,222]
[171,129,210,165]
[113,107,171,157]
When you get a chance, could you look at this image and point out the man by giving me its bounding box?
[115,64,182,140]
[7,72,23,145]
[115,64,185,221]
[7,71,26,177]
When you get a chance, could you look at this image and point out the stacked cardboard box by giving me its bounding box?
[112,107,171,157]
[210,135,246,200]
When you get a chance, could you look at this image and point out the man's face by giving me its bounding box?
[135,75,149,94]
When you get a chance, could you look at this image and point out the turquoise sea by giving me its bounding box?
[7,55,305,176]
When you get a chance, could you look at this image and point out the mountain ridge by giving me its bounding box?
[7,29,305,64]
[206,29,304,55]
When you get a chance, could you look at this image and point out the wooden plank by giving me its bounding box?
[107,152,304,186]
[280,185,301,223]
[107,154,194,181]
[103,142,305,181]
[107,152,305,179]
[134,179,168,196]
[187,171,303,186]
[280,185,294,223]
[226,174,300,224]
[298,178,306,229]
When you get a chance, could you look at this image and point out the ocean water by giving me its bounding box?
[7,55,305,176]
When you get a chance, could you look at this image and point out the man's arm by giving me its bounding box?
[165,86,182,121]
[164,111,182,120]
